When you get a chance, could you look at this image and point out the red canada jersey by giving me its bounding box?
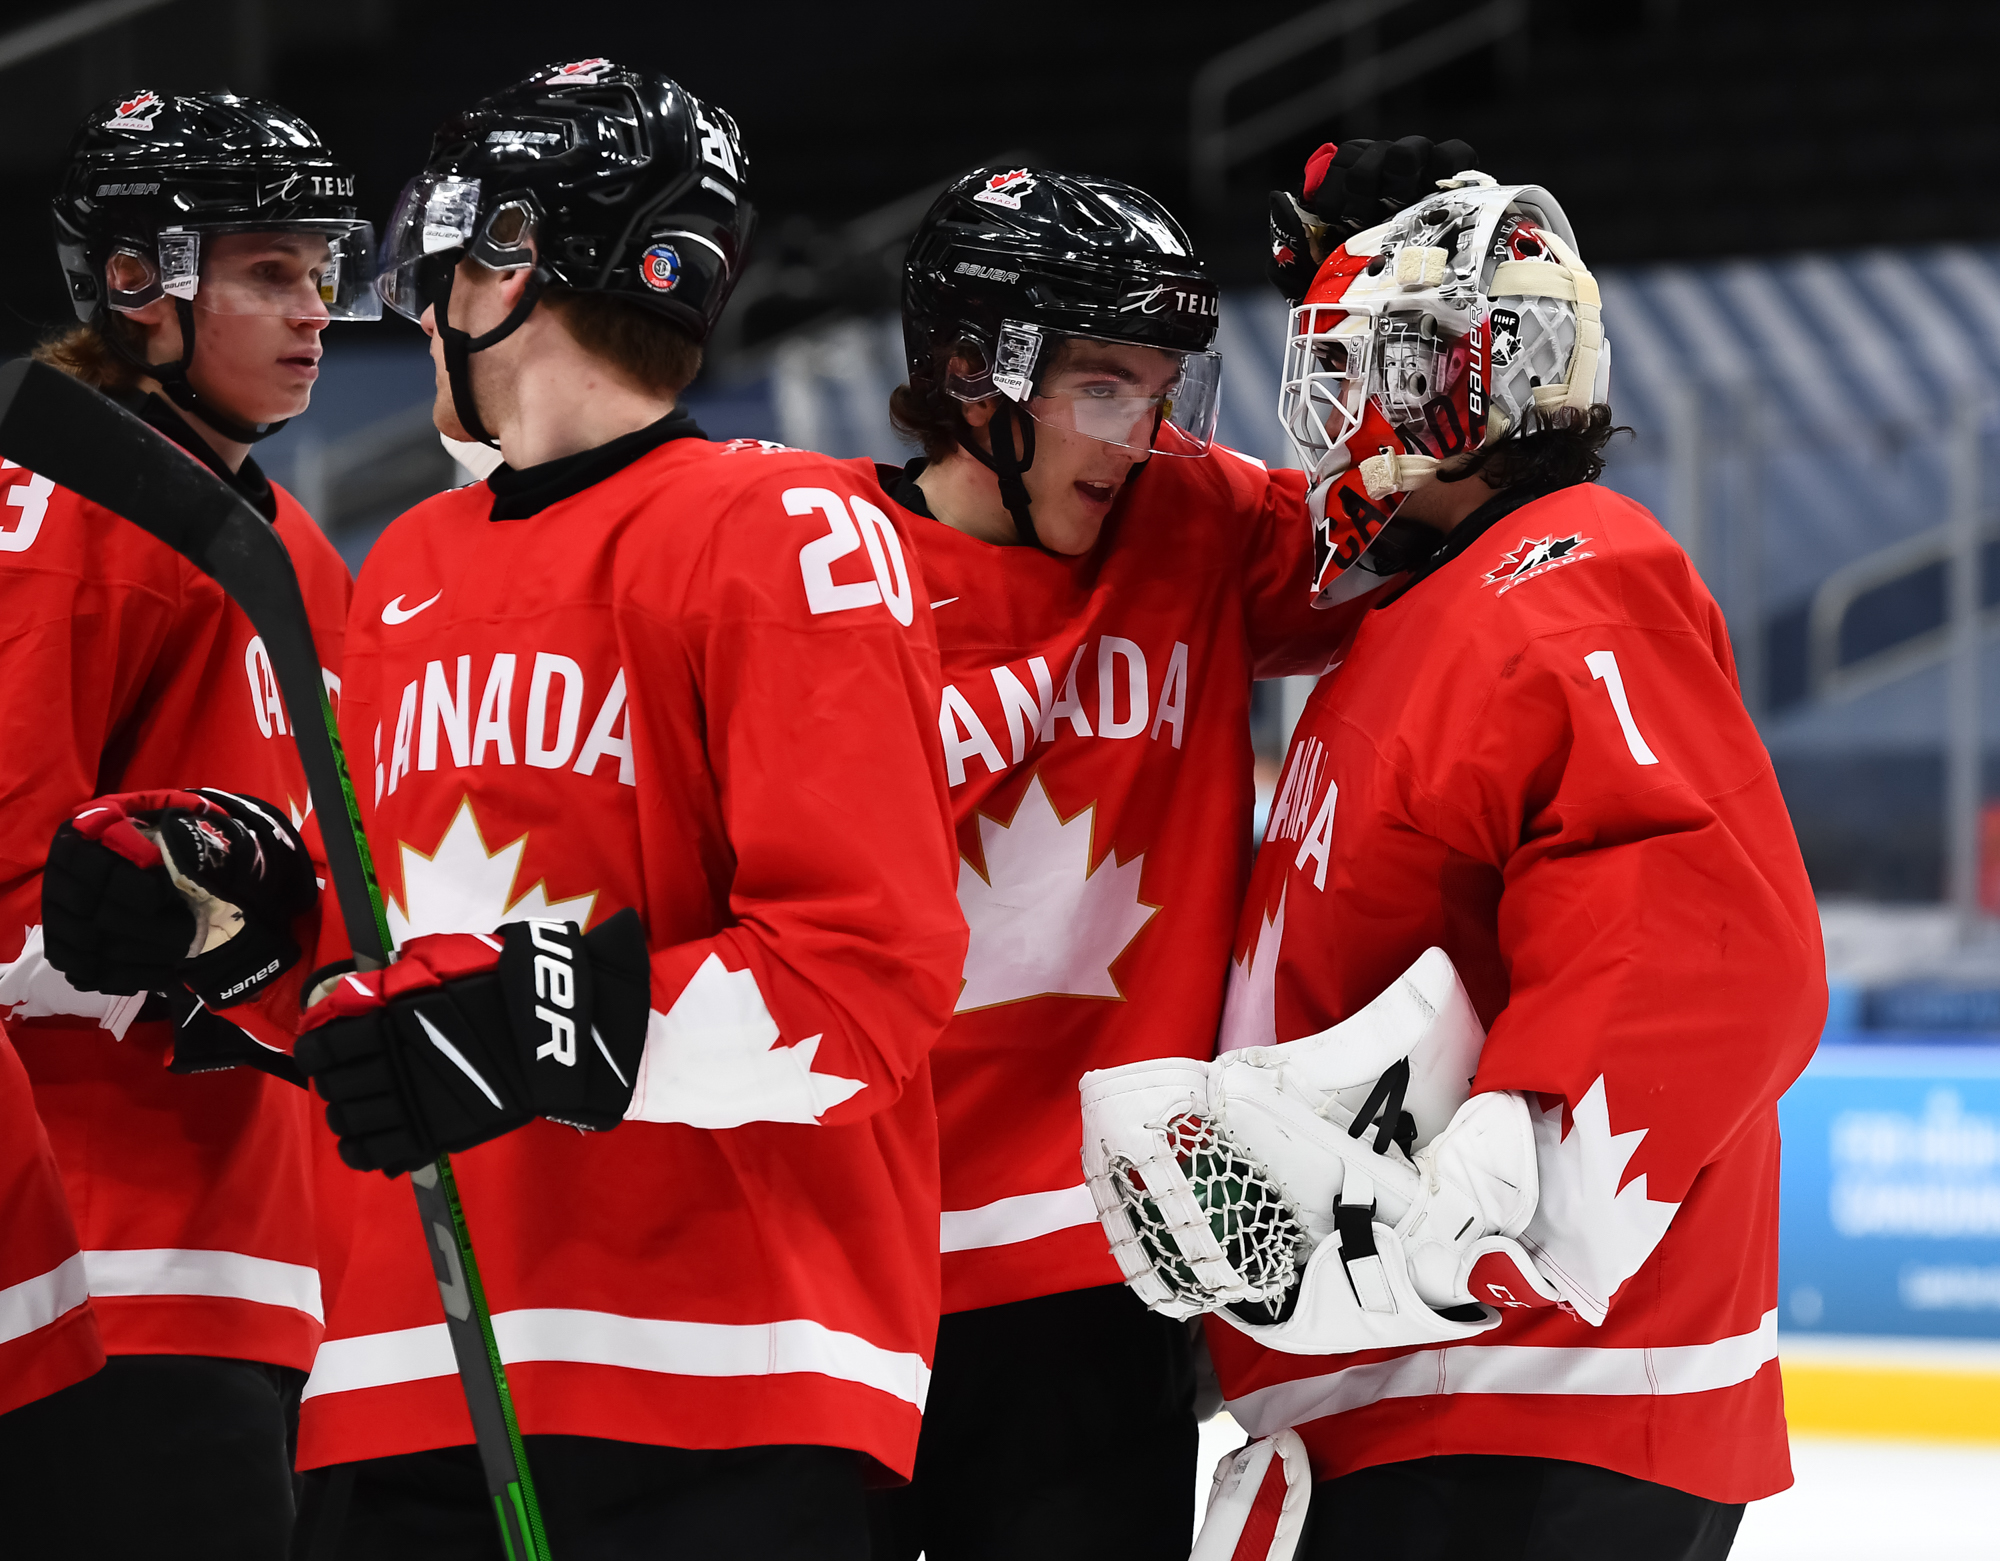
[298,434,966,1480]
[0,449,348,1373]
[879,446,1360,1314]
[0,1020,104,1414]
[1208,484,1825,1505]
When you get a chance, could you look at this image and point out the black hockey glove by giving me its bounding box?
[153,987,308,1088]
[296,909,652,1176]
[1267,135,1480,304]
[42,789,319,1010]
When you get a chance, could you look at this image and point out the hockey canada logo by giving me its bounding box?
[1483,533,1594,596]
[974,169,1036,210]
[639,243,681,292]
[107,90,163,130]
[545,58,614,85]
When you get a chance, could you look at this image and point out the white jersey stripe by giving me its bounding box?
[83,1248,324,1324]
[0,1252,91,1347]
[939,1182,1099,1254]
[302,1309,933,1410]
[1226,1309,1780,1438]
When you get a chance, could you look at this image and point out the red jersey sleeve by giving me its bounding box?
[1225,452,1368,678]
[0,476,183,1034]
[620,471,968,1130]
[1431,581,1825,1325]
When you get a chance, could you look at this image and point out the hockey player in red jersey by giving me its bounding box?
[1081,175,1825,1560]
[285,63,966,1558]
[0,1019,105,1417]
[863,148,1469,1561]
[0,93,367,1554]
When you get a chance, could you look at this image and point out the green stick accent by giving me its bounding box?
[439,1153,550,1557]
[313,688,549,1558]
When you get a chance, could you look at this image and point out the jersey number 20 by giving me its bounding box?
[788,488,914,627]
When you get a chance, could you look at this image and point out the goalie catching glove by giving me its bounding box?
[42,788,319,1010]
[1080,948,1562,1356]
[295,910,651,1175]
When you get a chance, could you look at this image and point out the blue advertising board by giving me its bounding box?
[1778,1045,2000,1338]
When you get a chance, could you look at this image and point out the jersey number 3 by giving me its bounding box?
[1585,650,1660,766]
[788,488,914,627]
[0,460,53,553]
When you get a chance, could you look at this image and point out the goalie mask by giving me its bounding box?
[1279,174,1610,604]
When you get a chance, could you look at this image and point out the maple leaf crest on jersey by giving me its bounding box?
[1482,533,1593,595]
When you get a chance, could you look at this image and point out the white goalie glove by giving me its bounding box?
[1079,948,1563,1355]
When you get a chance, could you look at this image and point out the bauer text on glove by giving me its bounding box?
[296,908,651,1175]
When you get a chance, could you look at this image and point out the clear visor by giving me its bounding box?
[377,171,537,322]
[981,321,1222,457]
[111,222,380,321]
[1279,301,1376,483]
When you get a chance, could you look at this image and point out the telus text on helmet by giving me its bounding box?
[1118,285,1218,320]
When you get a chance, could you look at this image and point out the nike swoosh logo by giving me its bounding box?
[381,591,442,625]
[930,597,959,609]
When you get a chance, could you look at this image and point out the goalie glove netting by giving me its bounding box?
[1105,1106,1310,1314]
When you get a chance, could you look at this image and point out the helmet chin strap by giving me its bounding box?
[104,298,287,445]
[962,398,1042,549]
[434,262,547,450]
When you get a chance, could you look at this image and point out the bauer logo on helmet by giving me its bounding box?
[639,243,681,292]
[107,91,164,131]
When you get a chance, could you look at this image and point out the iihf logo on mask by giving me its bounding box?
[530,920,579,1066]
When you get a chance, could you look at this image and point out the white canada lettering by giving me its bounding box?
[525,653,584,769]
[1265,738,1324,846]
[936,634,1197,788]
[380,650,636,796]
[573,668,635,784]
[1294,778,1339,891]
[991,658,1054,765]
[472,654,517,766]
[419,656,471,771]
[939,686,1006,787]
[1096,637,1148,739]
[244,637,288,738]
[1150,641,1189,748]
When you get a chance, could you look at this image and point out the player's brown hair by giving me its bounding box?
[543,288,704,397]
[32,320,145,392]
[1444,402,1626,492]
[889,340,985,461]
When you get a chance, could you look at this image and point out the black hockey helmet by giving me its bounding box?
[377,57,754,445]
[901,167,1223,546]
[52,89,377,442]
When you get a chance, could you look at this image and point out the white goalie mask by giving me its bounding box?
[1278,174,1613,602]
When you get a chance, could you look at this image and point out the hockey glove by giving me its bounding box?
[153,987,307,1088]
[1267,135,1479,304]
[296,909,652,1175]
[42,789,319,1010]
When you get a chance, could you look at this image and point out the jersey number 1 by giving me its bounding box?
[1585,650,1659,766]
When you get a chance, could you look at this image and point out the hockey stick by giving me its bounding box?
[0,358,551,1561]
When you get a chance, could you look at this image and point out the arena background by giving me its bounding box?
[2,2,1996,1551]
